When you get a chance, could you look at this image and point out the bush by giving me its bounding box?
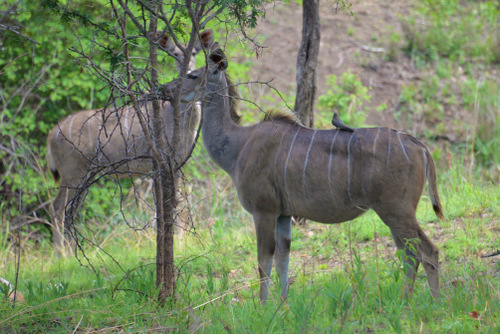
[400,0,500,64]
[316,71,371,128]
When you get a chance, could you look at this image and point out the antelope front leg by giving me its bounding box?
[253,212,277,303]
[275,215,292,301]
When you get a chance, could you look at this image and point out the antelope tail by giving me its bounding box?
[425,149,445,221]
[47,142,60,184]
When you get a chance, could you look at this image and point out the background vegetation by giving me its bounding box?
[1,0,499,332]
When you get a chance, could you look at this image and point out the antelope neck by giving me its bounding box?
[201,74,247,175]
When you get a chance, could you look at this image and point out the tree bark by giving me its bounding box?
[155,167,177,305]
[294,0,321,128]
[147,2,177,305]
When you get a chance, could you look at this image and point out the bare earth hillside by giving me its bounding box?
[235,0,476,142]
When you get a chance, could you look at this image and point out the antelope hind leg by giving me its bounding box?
[390,229,420,296]
[275,215,292,301]
[415,225,440,298]
[51,185,76,255]
[381,213,440,298]
[253,212,277,303]
[52,182,88,255]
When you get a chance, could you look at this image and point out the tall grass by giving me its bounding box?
[401,0,500,64]
[397,0,500,174]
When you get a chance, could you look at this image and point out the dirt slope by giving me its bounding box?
[236,0,431,131]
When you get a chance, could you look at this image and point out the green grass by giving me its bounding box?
[1,149,499,333]
[401,0,500,64]
[1,1,500,331]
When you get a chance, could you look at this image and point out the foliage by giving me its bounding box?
[0,0,113,224]
[460,78,500,168]
[396,0,500,170]
[316,71,372,128]
[0,0,266,230]
[395,63,500,170]
[0,1,112,139]
[401,0,500,63]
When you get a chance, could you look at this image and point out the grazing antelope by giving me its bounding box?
[161,46,443,301]
[47,30,213,252]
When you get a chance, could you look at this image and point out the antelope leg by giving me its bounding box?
[52,184,77,255]
[275,215,292,301]
[253,212,277,302]
[390,229,420,296]
[382,213,440,298]
[415,225,440,299]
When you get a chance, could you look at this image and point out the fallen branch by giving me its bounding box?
[481,249,500,258]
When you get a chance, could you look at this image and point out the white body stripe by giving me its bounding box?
[284,128,301,199]
[397,132,410,162]
[87,115,93,145]
[328,131,340,197]
[347,134,354,201]
[67,115,76,142]
[124,107,130,138]
[373,128,380,157]
[386,129,392,167]
[302,130,317,196]
[56,117,70,139]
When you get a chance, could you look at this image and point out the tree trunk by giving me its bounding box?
[147,2,177,305]
[294,0,321,128]
[155,167,177,305]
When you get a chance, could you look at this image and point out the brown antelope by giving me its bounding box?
[161,46,444,301]
[47,30,213,252]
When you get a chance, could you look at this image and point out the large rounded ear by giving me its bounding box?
[194,29,214,53]
[208,48,228,71]
[156,32,175,52]
[210,42,220,51]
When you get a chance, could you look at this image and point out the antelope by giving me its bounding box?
[47,29,213,252]
[161,46,444,301]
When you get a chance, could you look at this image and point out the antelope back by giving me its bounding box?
[47,29,214,184]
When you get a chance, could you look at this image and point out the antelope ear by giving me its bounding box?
[194,29,214,53]
[208,48,228,71]
[210,42,220,51]
[157,32,175,52]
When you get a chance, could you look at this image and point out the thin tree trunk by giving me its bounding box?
[155,168,177,305]
[294,0,321,128]
[147,2,177,305]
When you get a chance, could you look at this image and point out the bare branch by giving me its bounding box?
[0,23,40,45]
[114,0,147,36]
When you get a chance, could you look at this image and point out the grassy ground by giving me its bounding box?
[1,1,499,332]
[0,149,499,333]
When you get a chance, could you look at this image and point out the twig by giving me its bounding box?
[0,288,107,325]
[72,315,84,334]
[0,23,40,45]
[481,250,500,258]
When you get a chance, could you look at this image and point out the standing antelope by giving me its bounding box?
[162,46,444,301]
[47,30,213,252]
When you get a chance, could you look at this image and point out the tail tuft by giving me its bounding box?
[50,168,60,184]
[47,142,60,184]
[425,148,445,222]
[433,203,445,222]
